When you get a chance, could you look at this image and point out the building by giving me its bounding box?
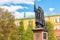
[45,14,60,40]
[15,14,60,29]
[15,14,60,39]
[45,14,60,30]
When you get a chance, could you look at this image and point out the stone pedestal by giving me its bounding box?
[33,28,48,40]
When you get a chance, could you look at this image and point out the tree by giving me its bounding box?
[0,8,19,40]
[25,21,33,40]
[18,20,25,40]
[45,21,57,40]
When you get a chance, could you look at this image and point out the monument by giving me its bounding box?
[32,2,48,40]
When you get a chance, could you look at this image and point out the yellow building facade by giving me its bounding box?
[15,15,60,30]
[45,15,60,30]
[15,18,35,30]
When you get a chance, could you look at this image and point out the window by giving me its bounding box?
[16,21,20,26]
[54,27,57,29]
[28,21,33,25]
[54,18,58,23]
[59,18,60,22]
[57,26,60,29]
[43,33,47,39]
[54,26,60,30]
[35,33,40,40]
[54,18,60,23]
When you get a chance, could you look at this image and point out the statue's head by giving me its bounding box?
[38,6,42,10]
[38,6,44,13]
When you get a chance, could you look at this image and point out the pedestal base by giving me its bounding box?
[32,28,48,40]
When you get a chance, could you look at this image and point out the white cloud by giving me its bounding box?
[13,12,24,19]
[0,0,35,19]
[0,5,34,19]
[49,8,55,12]
[0,6,28,12]
[26,12,35,17]
[0,0,34,5]
[13,12,35,19]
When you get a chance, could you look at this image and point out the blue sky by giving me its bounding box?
[0,0,60,19]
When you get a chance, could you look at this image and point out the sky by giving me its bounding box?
[0,0,60,19]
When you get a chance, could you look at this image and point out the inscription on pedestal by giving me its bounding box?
[35,33,40,40]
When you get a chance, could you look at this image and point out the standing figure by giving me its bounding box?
[34,4,45,28]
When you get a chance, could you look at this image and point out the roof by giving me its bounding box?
[45,14,60,17]
[55,29,60,37]
[15,14,60,20]
[15,17,35,21]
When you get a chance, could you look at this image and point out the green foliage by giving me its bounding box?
[45,21,57,40]
[0,8,19,40]
[25,21,33,40]
[18,20,25,40]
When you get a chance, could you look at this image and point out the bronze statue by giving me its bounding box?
[34,3,45,28]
